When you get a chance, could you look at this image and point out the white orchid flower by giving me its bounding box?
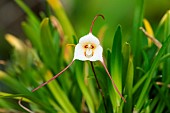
[73,33,103,62]
[19,15,126,113]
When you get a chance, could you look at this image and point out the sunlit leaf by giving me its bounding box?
[110,25,123,111]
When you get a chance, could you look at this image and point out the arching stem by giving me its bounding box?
[89,14,105,33]
[101,60,126,102]
[32,60,74,92]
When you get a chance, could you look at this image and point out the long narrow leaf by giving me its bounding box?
[75,61,95,113]
[110,25,123,112]
[134,34,170,112]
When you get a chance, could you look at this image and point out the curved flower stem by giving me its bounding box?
[32,60,74,92]
[101,60,126,103]
[89,14,105,33]
[90,61,107,112]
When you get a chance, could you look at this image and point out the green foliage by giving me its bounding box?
[110,25,123,112]
[0,0,170,113]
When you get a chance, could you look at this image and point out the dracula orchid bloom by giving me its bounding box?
[19,14,126,113]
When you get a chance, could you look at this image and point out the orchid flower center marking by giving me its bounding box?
[84,43,95,58]
[19,14,126,113]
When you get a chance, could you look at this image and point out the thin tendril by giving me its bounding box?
[101,60,126,102]
[89,14,105,33]
[32,60,74,92]
[90,61,107,112]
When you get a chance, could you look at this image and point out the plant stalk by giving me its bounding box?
[90,61,107,112]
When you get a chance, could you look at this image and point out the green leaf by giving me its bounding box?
[44,71,77,113]
[134,34,170,112]
[131,0,145,74]
[15,0,40,26]
[160,53,170,62]
[122,42,131,86]
[162,10,170,82]
[124,56,134,113]
[22,22,41,51]
[110,25,123,111]
[75,61,95,113]
[40,18,59,71]
[0,71,31,95]
[132,0,145,53]
[155,11,170,113]
[47,0,76,41]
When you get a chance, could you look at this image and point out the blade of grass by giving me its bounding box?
[155,100,165,113]
[134,34,170,112]
[122,42,131,87]
[47,0,76,40]
[48,98,65,113]
[40,18,59,71]
[156,10,170,42]
[110,25,123,112]
[162,10,170,83]
[15,0,40,26]
[75,61,95,113]
[150,95,159,112]
[44,70,77,113]
[124,56,134,113]
[160,53,170,62]
[0,71,55,112]
[132,0,145,75]
[154,10,170,113]
[132,72,148,94]
[21,22,41,51]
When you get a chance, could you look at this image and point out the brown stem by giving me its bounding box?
[32,60,74,92]
[156,82,170,88]
[90,61,107,112]
[89,14,105,33]
[140,27,162,49]
[101,60,126,103]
